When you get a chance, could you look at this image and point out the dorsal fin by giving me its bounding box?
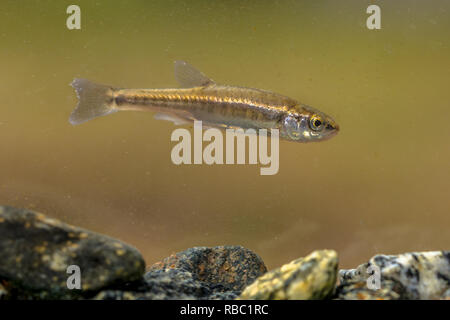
[174,60,215,88]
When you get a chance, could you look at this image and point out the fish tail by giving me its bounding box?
[69,78,117,125]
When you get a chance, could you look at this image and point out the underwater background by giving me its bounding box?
[0,0,449,269]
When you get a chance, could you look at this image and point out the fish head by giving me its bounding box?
[281,105,339,142]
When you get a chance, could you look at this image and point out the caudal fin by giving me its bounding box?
[69,78,117,125]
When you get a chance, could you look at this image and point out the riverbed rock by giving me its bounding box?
[94,246,266,300]
[148,246,267,293]
[335,279,402,300]
[94,269,230,300]
[239,250,338,300]
[94,269,201,300]
[338,251,450,300]
[0,205,145,299]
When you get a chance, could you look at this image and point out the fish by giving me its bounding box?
[69,61,339,142]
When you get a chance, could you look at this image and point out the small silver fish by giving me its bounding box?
[70,61,339,142]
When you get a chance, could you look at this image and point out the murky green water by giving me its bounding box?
[1,0,449,269]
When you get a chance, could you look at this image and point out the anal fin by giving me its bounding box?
[154,112,191,125]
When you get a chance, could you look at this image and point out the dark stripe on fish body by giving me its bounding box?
[115,89,292,127]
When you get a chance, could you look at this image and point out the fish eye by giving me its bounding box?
[284,115,301,139]
[310,116,324,131]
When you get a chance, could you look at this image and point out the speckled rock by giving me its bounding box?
[338,251,450,300]
[335,280,402,300]
[95,245,266,301]
[144,269,212,299]
[0,206,145,299]
[94,270,202,300]
[239,250,338,300]
[94,268,238,300]
[149,246,267,293]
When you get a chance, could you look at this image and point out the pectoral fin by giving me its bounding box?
[174,61,215,88]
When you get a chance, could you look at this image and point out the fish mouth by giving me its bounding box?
[321,124,339,140]
[325,122,339,131]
